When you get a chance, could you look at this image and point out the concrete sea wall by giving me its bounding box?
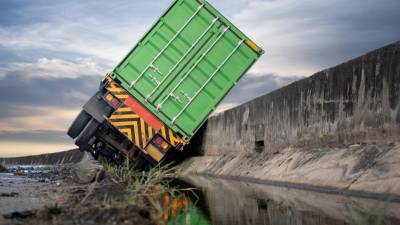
[0,149,84,165]
[181,41,400,196]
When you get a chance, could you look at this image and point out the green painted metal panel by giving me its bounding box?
[111,0,264,140]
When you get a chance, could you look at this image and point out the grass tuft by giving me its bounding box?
[102,158,197,223]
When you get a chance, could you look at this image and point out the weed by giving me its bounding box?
[102,159,198,223]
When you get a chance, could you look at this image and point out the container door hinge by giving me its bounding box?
[149,64,162,75]
[148,74,160,86]
[180,91,192,101]
[170,93,183,104]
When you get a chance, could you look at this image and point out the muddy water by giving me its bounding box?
[168,175,400,225]
[0,165,65,216]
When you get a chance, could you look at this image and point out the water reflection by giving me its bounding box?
[0,165,63,184]
[164,175,400,225]
[159,192,212,225]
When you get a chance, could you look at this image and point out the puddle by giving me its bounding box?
[161,175,400,225]
[2,165,63,181]
[5,165,58,173]
[0,165,65,215]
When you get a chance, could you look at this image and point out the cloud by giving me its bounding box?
[0,1,171,67]
[1,0,399,78]
[0,73,99,109]
[0,73,98,138]
[0,141,74,157]
[0,58,103,79]
[0,105,79,133]
[0,130,71,144]
[212,0,400,76]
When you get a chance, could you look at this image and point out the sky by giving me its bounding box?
[0,0,399,157]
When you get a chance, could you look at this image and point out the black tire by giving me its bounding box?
[75,119,99,151]
[67,110,91,138]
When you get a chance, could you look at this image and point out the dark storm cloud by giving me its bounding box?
[0,130,70,144]
[223,0,400,75]
[0,73,100,144]
[0,74,99,117]
[2,0,399,76]
[0,0,33,26]
[296,0,400,68]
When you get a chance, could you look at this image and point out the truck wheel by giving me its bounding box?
[67,110,91,138]
[75,119,99,151]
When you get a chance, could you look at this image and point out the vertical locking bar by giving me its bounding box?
[157,26,230,111]
[145,17,219,101]
[172,39,244,124]
[129,3,205,88]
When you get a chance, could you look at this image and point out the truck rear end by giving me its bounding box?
[67,0,264,167]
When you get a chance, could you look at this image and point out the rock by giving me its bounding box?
[36,205,62,220]
[45,205,62,216]
[0,192,19,197]
[72,153,104,184]
[0,164,8,173]
[3,210,34,219]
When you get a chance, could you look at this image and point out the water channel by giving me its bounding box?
[165,175,400,225]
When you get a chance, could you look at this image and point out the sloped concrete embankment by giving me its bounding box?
[0,149,84,165]
[181,41,400,196]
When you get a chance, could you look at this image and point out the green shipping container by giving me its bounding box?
[110,0,264,141]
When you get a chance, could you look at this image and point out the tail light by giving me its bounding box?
[105,93,120,107]
[153,135,169,150]
[143,135,171,162]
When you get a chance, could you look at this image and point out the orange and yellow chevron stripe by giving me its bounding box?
[106,79,188,150]
[110,105,156,150]
[159,126,187,148]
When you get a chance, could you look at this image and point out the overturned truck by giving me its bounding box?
[67,0,264,168]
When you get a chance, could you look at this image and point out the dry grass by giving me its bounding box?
[102,159,196,222]
[103,159,177,196]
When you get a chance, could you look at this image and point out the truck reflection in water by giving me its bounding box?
[160,176,400,225]
[159,192,211,225]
